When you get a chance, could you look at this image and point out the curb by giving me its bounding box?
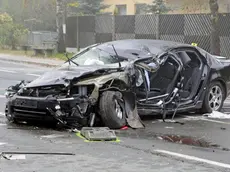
[0,57,62,67]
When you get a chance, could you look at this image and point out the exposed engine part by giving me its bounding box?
[70,107,84,118]
[57,97,75,101]
[78,86,87,96]
[55,105,61,110]
[56,110,65,117]
[46,108,67,125]
[18,85,68,98]
[5,80,30,98]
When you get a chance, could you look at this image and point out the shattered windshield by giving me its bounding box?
[70,47,125,66]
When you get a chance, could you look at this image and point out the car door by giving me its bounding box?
[135,52,183,108]
[173,47,210,106]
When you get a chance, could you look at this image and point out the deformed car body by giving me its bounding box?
[5,39,230,129]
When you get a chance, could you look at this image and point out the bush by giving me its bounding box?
[0,13,28,49]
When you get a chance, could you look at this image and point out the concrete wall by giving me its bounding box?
[103,0,152,15]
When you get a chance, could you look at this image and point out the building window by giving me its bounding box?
[135,3,146,15]
[116,5,127,15]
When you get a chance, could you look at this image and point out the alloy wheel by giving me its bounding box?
[208,85,223,111]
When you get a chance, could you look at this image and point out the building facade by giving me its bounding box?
[103,0,230,15]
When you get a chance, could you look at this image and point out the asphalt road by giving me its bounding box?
[0,60,230,172]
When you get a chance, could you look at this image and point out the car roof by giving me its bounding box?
[98,39,195,59]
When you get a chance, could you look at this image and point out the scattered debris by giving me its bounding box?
[221,127,226,130]
[70,128,80,133]
[7,127,42,130]
[1,151,75,155]
[203,111,230,119]
[0,151,75,160]
[120,126,129,130]
[165,126,174,129]
[162,119,185,125]
[80,127,117,141]
[40,134,66,139]
[222,148,230,151]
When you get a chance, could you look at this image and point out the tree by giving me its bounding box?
[0,0,56,31]
[0,13,28,49]
[209,0,220,55]
[56,0,66,53]
[145,0,171,14]
[68,0,109,15]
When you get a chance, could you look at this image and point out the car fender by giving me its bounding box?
[74,72,129,102]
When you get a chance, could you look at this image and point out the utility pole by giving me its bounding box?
[209,0,220,55]
[56,0,66,53]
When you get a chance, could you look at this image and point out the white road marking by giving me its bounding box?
[0,142,7,146]
[41,134,66,139]
[0,112,5,116]
[26,73,41,77]
[155,149,230,169]
[201,118,230,125]
[0,69,16,73]
[1,154,26,160]
[0,95,5,98]
[0,124,7,126]
[184,115,230,125]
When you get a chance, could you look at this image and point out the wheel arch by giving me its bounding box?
[99,79,130,92]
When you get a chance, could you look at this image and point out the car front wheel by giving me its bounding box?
[99,91,126,129]
[201,81,225,113]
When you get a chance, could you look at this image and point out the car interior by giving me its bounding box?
[136,50,203,106]
[136,54,181,104]
[176,51,202,101]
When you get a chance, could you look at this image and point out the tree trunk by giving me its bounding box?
[56,0,66,53]
[209,0,220,55]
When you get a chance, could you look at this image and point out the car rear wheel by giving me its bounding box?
[201,81,225,113]
[99,91,126,129]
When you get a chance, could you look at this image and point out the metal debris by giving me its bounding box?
[1,151,75,158]
[80,127,117,141]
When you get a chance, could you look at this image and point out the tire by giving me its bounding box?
[201,81,225,113]
[99,91,126,129]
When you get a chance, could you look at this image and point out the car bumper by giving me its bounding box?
[6,95,90,125]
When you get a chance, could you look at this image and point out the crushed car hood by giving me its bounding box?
[25,65,120,88]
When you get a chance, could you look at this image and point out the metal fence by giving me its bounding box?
[66,13,230,58]
[20,31,58,51]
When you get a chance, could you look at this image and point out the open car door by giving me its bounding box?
[134,52,183,116]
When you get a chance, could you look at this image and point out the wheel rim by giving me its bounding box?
[208,85,223,111]
[115,99,123,119]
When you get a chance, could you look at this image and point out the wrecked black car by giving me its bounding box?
[5,39,230,129]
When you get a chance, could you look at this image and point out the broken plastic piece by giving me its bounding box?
[80,127,117,141]
[120,126,128,130]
